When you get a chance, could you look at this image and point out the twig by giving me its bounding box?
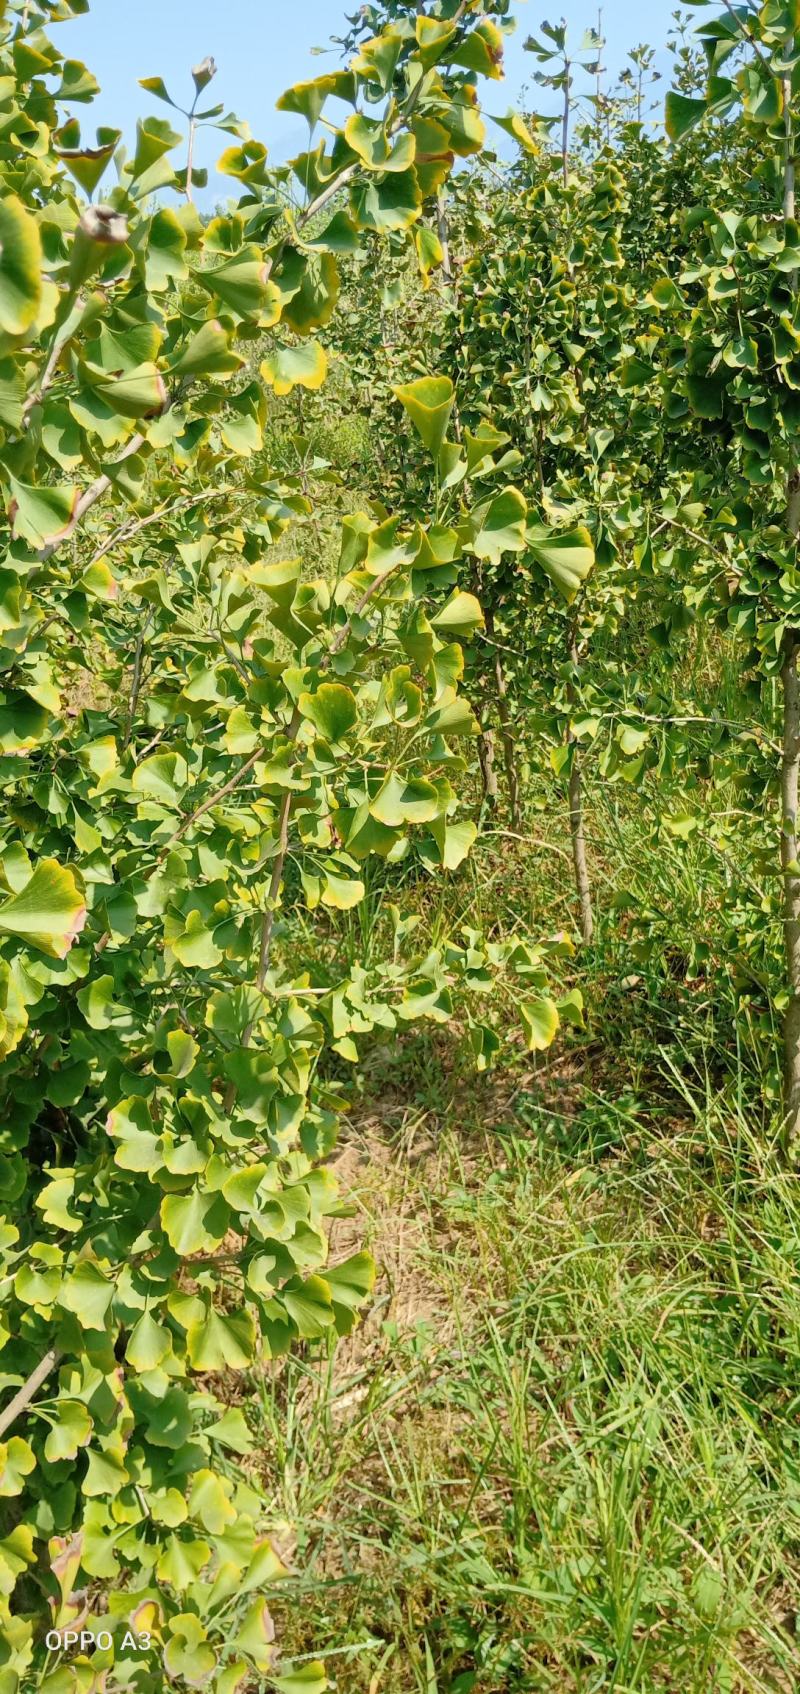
[23,306,78,422]
[186,112,197,204]
[0,1348,62,1441]
[85,488,240,572]
[719,0,773,79]
[160,747,263,859]
[124,608,154,749]
[36,433,146,563]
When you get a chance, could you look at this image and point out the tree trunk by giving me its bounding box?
[782,75,800,1143]
[781,626,800,1146]
[567,634,594,944]
[478,725,498,817]
[485,607,521,831]
[437,188,453,285]
[568,748,594,946]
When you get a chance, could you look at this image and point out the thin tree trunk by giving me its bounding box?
[437,188,453,285]
[484,607,521,831]
[567,632,594,944]
[186,116,196,203]
[478,724,498,818]
[782,74,800,1144]
[562,67,570,187]
[781,623,800,1145]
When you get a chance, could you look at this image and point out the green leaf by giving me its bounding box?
[394,376,454,456]
[372,774,441,827]
[163,1615,216,1685]
[471,488,528,564]
[450,19,504,79]
[0,1439,35,1499]
[520,999,560,1051]
[344,115,416,173]
[283,1274,335,1338]
[277,72,354,128]
[138,75,177,107]
[79,977,135,1033]
[527,525,595,603]
[58,1261,114,1329]
[0,196,42,335]
[0,859,86,959]
[168,318,243,379]
[7,478,78,549]
[130,113,182,181]
[470,1023,501,1071]
[197,246,272,317]
[126,1311,171,1371]
[431,591,484,637]
[272,1662,327,1694]
[665,92,708,141]
[299,683,357,742]
[558,988,585,1029]
[169,910,223,969]
[132,751,188,804]
[321,870,365,910]
[82,359,167,420]
[323,1252,376,1334]
[218,139,271,184]
[43,1399,93,1463]
[350,168,422,233]
[261,341,328,396]
[489,109,541,155]
[429,816,477,870]
[188,1468,236,1534]
[352,28,404,89]
[54,124,121,194]
[205,1407,253,1453]
[186,1306,256,1370]
[415,16,458,69]
[162,1191,229,1256]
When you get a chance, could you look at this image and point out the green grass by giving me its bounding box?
[253,1068,800,1692]
[248,607,798,1690]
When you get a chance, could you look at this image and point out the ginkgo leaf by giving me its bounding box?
[393,375,454,456]
[520,999,560,1051]
[527,525,595,602]
[298,683,357,742]
[665,91,708,141]
[261,341,328,396]
[344,115,416,173]
[431,591,484,636]
[470,488,527,563]
[7,479,78,549]
[0,196,42,335]
[0,860,86,959]
[489,109,542,155]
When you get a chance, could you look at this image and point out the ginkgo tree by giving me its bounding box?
[0,2,581,1690]
[654,0,800,1144]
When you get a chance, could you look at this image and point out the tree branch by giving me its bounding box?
[0,1347,62,1441]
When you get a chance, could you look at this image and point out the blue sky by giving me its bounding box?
[55,0,681,202]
